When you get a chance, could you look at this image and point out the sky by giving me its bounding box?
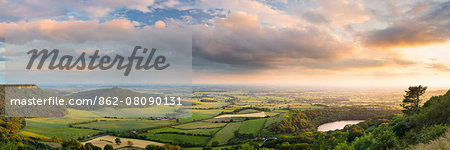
[0,0,449,87]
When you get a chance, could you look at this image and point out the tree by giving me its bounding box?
[348,125,364,142]
[0,142,18,150]
[202,147,213,150]
[85,143,101,150]
[62,139,84,150]
[104,144,114,150]
[240,142,258,150]
[401,85,427,115]
[145,144,163,150]
[211,141,219,147]
[84,143,93,150]
[127,141,134,147]
[115,137,121,145]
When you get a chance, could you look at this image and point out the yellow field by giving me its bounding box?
[82,135,163,149]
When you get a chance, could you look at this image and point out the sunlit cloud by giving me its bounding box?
[362,2,449,49]
[0,0,448,86]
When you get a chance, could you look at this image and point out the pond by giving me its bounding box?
[317,120,364,132]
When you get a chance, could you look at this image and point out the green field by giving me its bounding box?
[19,117,101,139]
[25,117,95,127]
[148,127,220,136]
[74,119,175,131]
[92,107,179,117]
[20,126,100,139]
[143,133,210,145]
[205,117,247,123]
[176,113,214,123]
[173,121,226,129]
[237,118,267,136]
[208,122,242,145]
[263,113,285,129]
[261,113,285,136]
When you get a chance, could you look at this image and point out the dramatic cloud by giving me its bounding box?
[362,2,450,49]
[0,19,191,62]
[0,0,448,86]
[288,0,371,27]
[295,56,416,70]
[193,12,355,71]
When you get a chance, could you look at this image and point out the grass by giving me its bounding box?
[238,118,267,136]
[148,127,220,136]
[208,122,242,145]
[176,113,214,123]
[205,117,247,123]
[173,121,226,129]
[65,107,180,118]
[92,106,178,117]
[37,141,62,148]
[261,113,285,136]
[19,117,101,139]
[263,113,285,129]
[74,120,174,131]
[20,126,100,139]
[143,133,210,145]
[411,129,450,150]
[25,117,96,127]
[264,111,281,116]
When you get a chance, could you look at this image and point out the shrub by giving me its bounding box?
[393,121,410,136]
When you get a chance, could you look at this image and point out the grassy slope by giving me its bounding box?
[209,122,242,145]
[148,127,220,136]
[238,118,267,136]
[20,126,100,139]
[261,113,286,136]
[19,117,101,139]
[176,113,214,123]
[173,121,226,129]
[74,120,174,131]
[411,129,450,150]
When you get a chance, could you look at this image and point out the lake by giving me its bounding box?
[317,120,364,132]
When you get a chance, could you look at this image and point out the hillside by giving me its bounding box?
[411,129,450,150]
[261,89,450,150]
[0,86,68,117]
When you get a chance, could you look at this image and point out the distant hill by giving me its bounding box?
[67,87,151,110]
[0,85,68,117]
